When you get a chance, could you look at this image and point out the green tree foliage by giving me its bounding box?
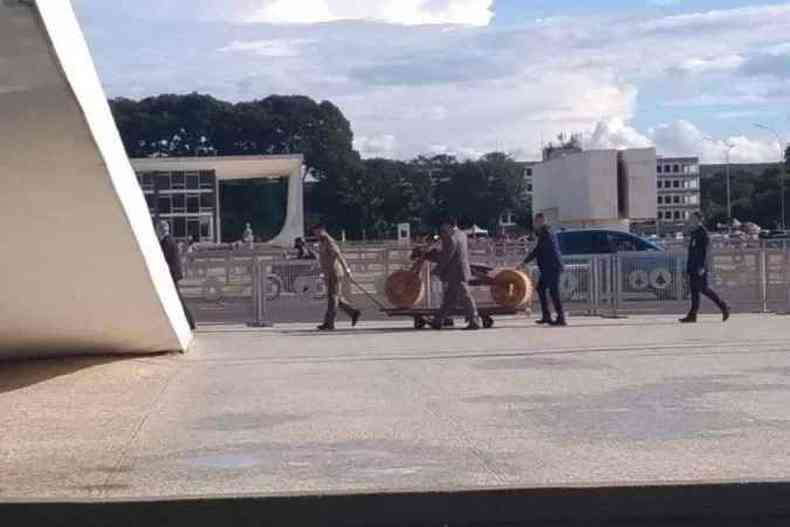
[111,93,532,239]
[702,167,787,229]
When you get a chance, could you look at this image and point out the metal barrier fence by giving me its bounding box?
[181,242,790,325]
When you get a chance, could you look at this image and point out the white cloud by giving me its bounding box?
[74,1,790,162]
[240,0,494,26]
[218,39,315,57]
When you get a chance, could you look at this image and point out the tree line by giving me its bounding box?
[110,93,530,240]
[702,149,790,230]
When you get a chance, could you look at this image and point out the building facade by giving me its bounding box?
[656,156,701,232]
[135,169,219,242]
[131,155,305,246]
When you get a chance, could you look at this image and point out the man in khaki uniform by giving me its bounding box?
[431,220,481,330]
[312,225,361,331]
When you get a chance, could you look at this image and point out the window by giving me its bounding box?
[657,211,663,220]
[173,217,187,238]
[200,171,215,190]
[657,196,662,204]
[525,168,533,177]
[155,173,171,191]
[673,196,680,204]
[187,194,200,213]
[171,172,185,190]
[657,181,662,189]
[673,164,680,173]
[527,184,533,192]
[145,194,155,209]
[141,173,154,191]
[200,217,212,240]
[200,193,214,210]
[157,196,171,214]
[674,210,681,220]
[665,165,671,173]
[557,231,612,255]
[186,172,199,190]
[673,180,680,188]
[172,194,185,213]
[657,165,662,173]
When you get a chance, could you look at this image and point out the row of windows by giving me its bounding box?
[657,195,699,205]
[145,193,215,214]
[137,171,216,192]
[657,179,698,189]
[157,216,213,241]
[658,210,691,221]
[657,163,698,174]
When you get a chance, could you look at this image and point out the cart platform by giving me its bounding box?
[382,304,527,329]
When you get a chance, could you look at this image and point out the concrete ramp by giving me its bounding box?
[0,0,192,357]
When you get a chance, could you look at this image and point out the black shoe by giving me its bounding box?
[317,324,335,331]
[430,320,443,330]
[351,310,361,327]
[549,318,567,327]
[465,320,481,331]
[535,319,552,325]
[443,318,455,327]
[722,305,730,323]
[679,315,697,324]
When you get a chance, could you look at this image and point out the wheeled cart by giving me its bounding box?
[382,304,527,330]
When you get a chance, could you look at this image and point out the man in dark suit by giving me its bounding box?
[523,213,566,326]
[158,220,196,330]
[431,221,481,330]
[680,212,730,323]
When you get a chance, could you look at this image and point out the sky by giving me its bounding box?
[72,0,790,163]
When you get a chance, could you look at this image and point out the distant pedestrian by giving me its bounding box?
[523,213,566,326]
[294,237,316,260]
[313,225,361,331]
[157,220,196,330]
[431,220,481,330]
[680,212,730,323]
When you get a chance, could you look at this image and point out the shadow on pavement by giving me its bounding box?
[0,356,144,394]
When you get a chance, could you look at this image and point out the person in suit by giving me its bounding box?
[523,213,566,326]
[431,220,481,330]
[157,220,196,330]
[313,225,361,331]
[680,212,730,323]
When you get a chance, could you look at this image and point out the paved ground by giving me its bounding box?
[2,314,790,500]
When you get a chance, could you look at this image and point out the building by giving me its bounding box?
[533,148,657,232]
[656,156,701,232]
[131,155,305,246]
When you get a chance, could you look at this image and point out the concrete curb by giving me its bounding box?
[2,481,790,526]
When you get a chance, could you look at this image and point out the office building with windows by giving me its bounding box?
[130,155,305,245]
[656,156,700,232]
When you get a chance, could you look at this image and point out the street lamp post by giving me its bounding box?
[703,137,735,226]
[755,124,786,231]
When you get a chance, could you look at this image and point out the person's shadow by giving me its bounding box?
[0,355,144,395]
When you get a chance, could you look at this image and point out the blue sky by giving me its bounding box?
[73,0,790,162]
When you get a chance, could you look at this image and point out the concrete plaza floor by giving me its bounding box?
[1,314,790,500]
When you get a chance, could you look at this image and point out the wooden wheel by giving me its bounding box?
[385,270,424,308]
[491,269,533,307]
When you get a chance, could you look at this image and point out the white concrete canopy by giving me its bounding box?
[131,155,305,246]
[0,0,193,357]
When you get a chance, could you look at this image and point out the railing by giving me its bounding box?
[180,241,790,325]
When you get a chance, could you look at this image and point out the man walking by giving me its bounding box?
[313,225,361,331]
[431,220,481,330]
[523,213,566,326]
[680,212,730,323]
[157,220,196,330]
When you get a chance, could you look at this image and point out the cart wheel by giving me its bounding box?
[414,316,427,330]
[482,316,494,329]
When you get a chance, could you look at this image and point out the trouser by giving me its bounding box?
[436,280,478,323]
[537,273,564,320]
[174,280,196,330]
[688,273,727,315]
[324,276,357,326]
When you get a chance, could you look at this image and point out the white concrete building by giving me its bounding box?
[533,148,657,232]
[131,155,305,246]
[656,156,701,231]
[0,1,192,357]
